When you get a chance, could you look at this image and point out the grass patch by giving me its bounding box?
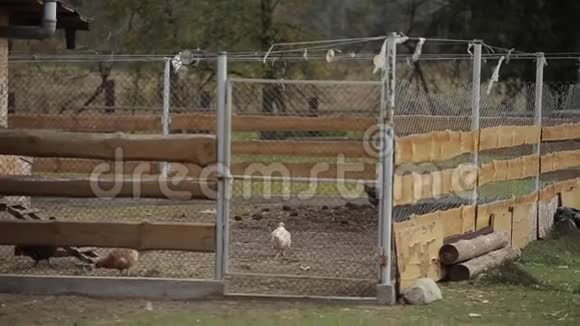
[475,261,544,288]
[518,233,580,293]
[475,232,580,294]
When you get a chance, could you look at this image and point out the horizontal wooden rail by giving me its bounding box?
[0,176,217,200]
[542,122,580,142]
[0,220,215,252]
[9,113,375,133]
[541,149,580,173]
[9,114,162,133]
[10,113,572,135]
[0,129,216,166]
[395,130,477,164]
[31,159,378,180]
[27,149,580,205]
[479,126,540,151]
[540,178,580,201]
[479,154,539,186]
[232,140,370,158]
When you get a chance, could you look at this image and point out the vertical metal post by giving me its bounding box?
[377,33,396,305]
[160,58,171,177]
[215,52,230,281]
[470,41,482,205]
[377,81,386,252]
[534,53,545,193]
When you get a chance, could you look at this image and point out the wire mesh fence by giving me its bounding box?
[226,79,381,297]
[393,59,474,221]
[0,58,218,280]
[1,51,580,299]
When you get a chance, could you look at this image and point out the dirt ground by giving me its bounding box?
[0,192,493,297]
[0,197,380,297]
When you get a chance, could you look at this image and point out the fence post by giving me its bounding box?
[215,52,230,281]
[470,41,482,206]
[534,53,545,194]
[377,33,397,305]
[160,58,172,177]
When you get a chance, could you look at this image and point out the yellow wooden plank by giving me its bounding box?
[512,203,535,249]
[542,122,580,142]
[394,219,444,290]
[491,209,513,243]
[561,187,580,210]
[539,196,558,239]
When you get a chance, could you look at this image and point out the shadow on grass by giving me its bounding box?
[472,231,580,293]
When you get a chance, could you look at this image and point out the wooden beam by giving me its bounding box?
[32,158,163,175]
[394,165,477,206]
[479,125,540,151]
[446,246,520,281]
[443,226,493,245]
[0,129,216,166]
[0,220,215,252]
[439,232,509,265]
[395,130,477,164]
[478,154,539,186]
[232,140,370,158]
[9,113,374,133]
[0,175,217,200]
[10,113,573,134]
[31,159,378,180]
[173,113,376,132]
[542,122,580,142]
[9,114,161,132]
[541,149,580,174]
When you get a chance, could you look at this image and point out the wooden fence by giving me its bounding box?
[5,112,580,293]
[0,128,217,252]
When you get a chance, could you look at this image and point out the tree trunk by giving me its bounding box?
[439,231,509,265]
[447,246,521,281]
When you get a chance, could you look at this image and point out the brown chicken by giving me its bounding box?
[94,248,139,275]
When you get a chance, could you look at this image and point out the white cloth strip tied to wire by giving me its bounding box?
[486,55,506,95]
[373,38,388,74]
[412,38,426,62]
[395,34,409,45]
[325,48,342,62]
[171,53,182,72]
[263,44,275,64]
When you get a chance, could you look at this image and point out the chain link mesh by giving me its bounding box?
[2,55,580,298]
[394,60,474,220]
[227,79,380,297]
[0,59,216,280]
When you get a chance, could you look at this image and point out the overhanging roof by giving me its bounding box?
[0,0,89,30]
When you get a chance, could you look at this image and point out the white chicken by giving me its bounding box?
[271,222,291,258]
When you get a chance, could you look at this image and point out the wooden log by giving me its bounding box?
[447,246,521,281]
[0,175,217,200]
[0,220,216,252]
[0,129,216,166]
[439,232,509,265]
[232,140,369,158]
[9,113,572,134]
[443,226,493,245]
